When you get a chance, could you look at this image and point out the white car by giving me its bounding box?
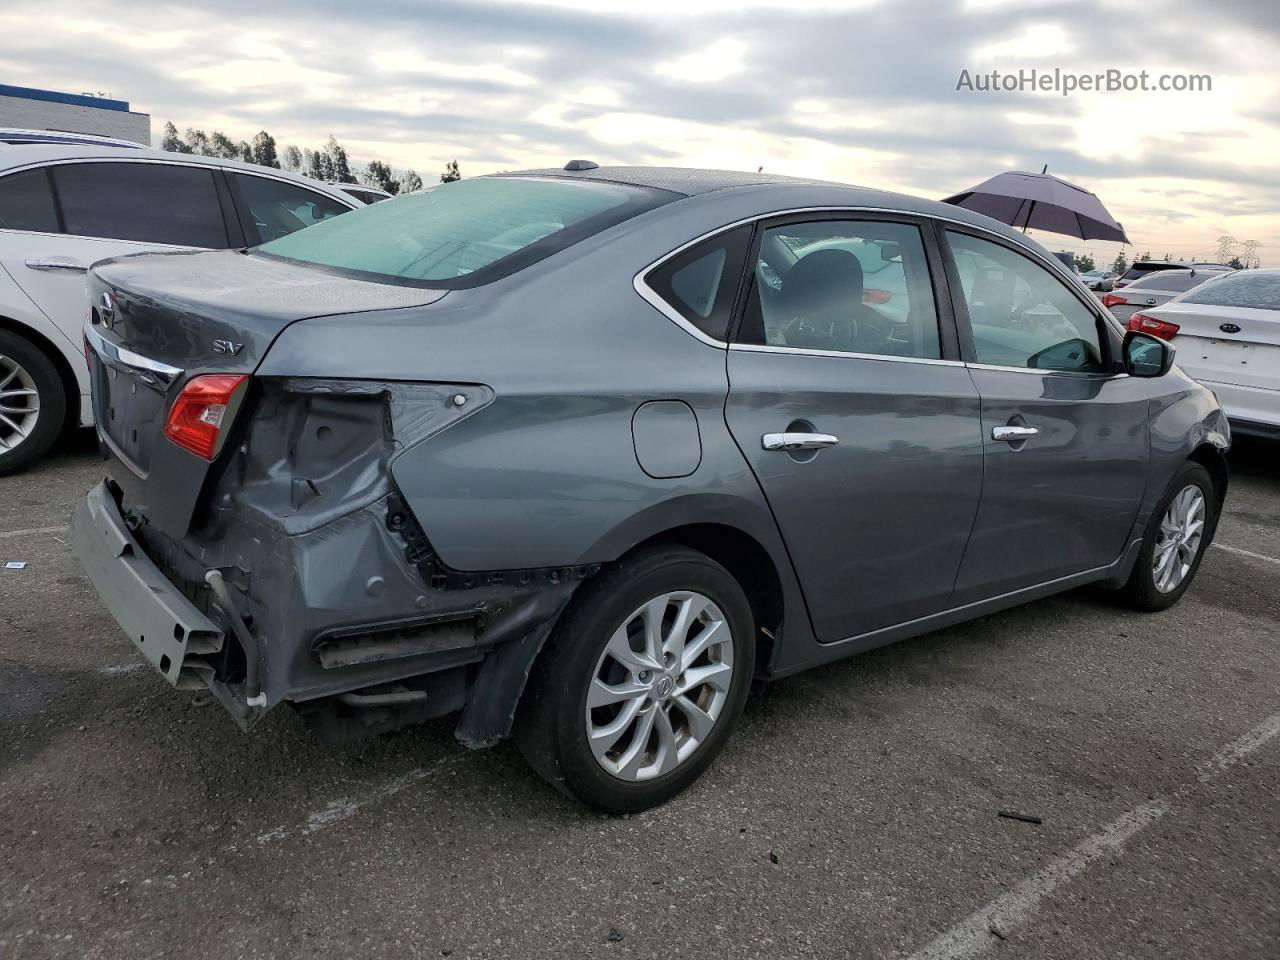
[1127,269,1280,439]
[1100,268,1225,325]
[0,144,362,472]
[1080,269,1117,291]
[329,181,392,204]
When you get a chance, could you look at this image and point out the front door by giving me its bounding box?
[942,228,1150,602]
[725,215,984,642]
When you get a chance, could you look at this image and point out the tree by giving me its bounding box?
[1075,253,1095,273]
[1112,251,1128,274]
[161,121,191,154]
[208,131,238,159]
[397,168,424,194]
[305,149,325,180]
[1227,255,1245,270]
[252,131,279,169]
[363,160,397,194]
[324,135,356,183]
[1138,250,1152,262]
[282,145,302,173]
[183,127,210,155]
[440,159,461,183]
[237,141,254,163]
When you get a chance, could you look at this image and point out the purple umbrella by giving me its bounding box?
[942,169,1129,244]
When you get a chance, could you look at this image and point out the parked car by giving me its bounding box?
[331,181,392,205]
[1101,268,1218,324]
[1080,269,1117,291]
[1125,268,1279,438]
[0,145,362,472]
[1114,259,1231,289]
[72,166,1230,813]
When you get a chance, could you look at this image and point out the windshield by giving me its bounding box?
[256,176,677,288]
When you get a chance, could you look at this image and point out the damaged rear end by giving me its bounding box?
[73,249,593,744]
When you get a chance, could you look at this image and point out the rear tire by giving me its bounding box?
[516,543,755,813]
[0,330,66,476]
[1119,462,1217,612]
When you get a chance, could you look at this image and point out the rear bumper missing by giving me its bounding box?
[72,481,238,704]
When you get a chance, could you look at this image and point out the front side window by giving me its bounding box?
[737,219,941,359]
[644,225,751,340]
[230,174,351,244]
[52,162,228,247]
[1181,271,1280,311]
[0,168,59,232]
[947,231,1105,373]
[257,176,677,287]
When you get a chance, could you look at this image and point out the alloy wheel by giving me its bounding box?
[585,590,735,782]
[0,354,40,453]
[1152,484,1205,593]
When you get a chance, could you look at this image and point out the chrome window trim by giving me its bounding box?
[634,203,1112,350]
[964,361,1128,380]
[728,342,963,367]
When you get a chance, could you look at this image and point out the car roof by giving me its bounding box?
[0,143,358,202]
[498,164,1044,248]
[0,127,143,148]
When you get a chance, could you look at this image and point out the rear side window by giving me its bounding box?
[53,162,228,247]
[257,176,678,288]
[644,225,752,340]
[229,174,351,244]
[0,168,59,232]
[1182,272,1280,310]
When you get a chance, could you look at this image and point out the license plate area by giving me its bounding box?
[89,351,167,475]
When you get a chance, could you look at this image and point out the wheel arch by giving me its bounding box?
[0,313,81,430]
[1188,442,1229,510]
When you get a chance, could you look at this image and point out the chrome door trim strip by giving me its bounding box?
[728,342,964,367]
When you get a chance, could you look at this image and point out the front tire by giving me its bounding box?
[0,330,66,476]
[1120,461,1218,611]
[516,544,755,813]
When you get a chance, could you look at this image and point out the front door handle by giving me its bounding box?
[992,425,1040,442]
[25,258,87,272]
[762,431,840,451]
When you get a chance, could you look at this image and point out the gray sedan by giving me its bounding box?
[73,165,1230,812]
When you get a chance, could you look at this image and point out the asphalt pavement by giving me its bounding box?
[1,430,1277,960]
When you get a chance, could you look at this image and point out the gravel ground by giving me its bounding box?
[1,430,1277,960]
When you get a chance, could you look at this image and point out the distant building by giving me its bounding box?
[0,83,150,145]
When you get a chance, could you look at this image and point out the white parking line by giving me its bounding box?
[904,710,1280,960]
[252,755,459,846]
[0,524,66,539]
[1213,542,1280,567]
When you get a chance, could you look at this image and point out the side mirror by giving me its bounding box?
[1123,330,1175,377]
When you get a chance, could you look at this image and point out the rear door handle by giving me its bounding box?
[762,432,840,451]
[992,425,1040,442]
[25,258,87,272]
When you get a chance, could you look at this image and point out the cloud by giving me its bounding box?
[3,0,1277,258]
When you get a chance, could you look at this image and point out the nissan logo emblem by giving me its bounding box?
[99,291,115,330]
[1219,322,1241,334]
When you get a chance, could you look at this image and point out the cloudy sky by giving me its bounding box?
[4,0,1277,264]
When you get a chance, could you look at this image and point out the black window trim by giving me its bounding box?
[936,221,1125,377]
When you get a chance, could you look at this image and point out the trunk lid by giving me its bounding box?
[1152,302,1280,391]
[86,249,446,536]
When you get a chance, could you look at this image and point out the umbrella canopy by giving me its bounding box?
[942,170,1129,244]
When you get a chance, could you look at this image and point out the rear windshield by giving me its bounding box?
[1182,272,1280,310]
[1124,270,1205,293]
[1121,263,1178,280]
[255,176,678,288]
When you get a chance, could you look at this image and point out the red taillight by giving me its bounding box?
[1101,293,1128,308]
[862,288,892,304]
[1127,313,1180,341]
[164,374,248,460]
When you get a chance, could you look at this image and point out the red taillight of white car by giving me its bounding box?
[164,374,249,460]
[1101,292,1127,308]
[1127,313,1180,341]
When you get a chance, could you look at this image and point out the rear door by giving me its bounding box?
[723,214,983,642]
[941,227,1150,602]
[0,160,234,348]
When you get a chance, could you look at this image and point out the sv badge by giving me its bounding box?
[212,339,245,356]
